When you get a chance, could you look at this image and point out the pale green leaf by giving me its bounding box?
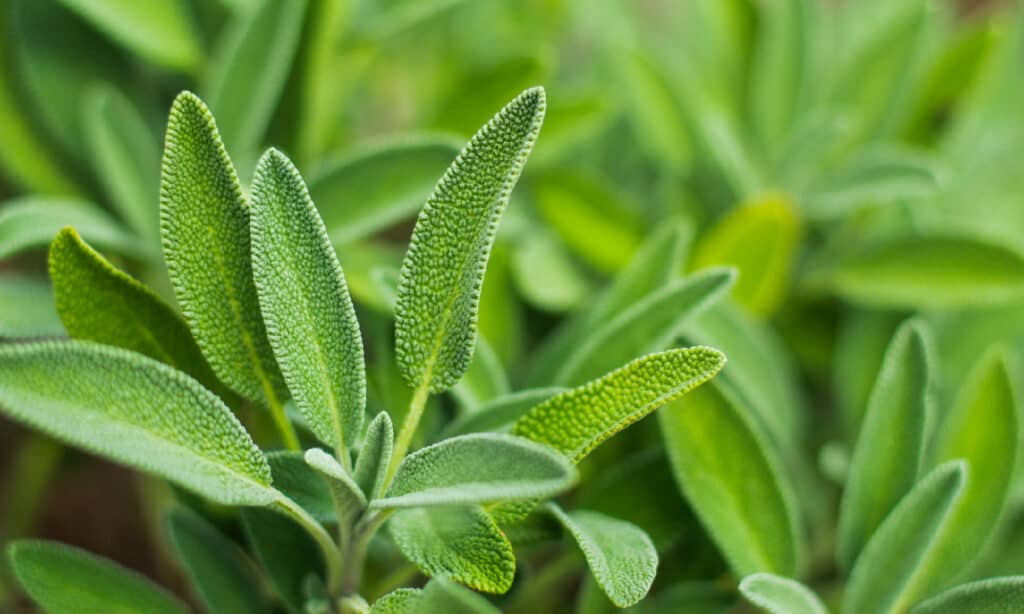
[547,504,657,608]
[529,95,613,168]
[843,461,968,614]
[375,433,575,509]
[160,92,285,406]
[372,588,423,614]
[395,87,545,393]
[510,230,593,312]
[371,579,501,614]
[167,508,271,614]
[838,319,932,570]
[353,0,468,41]
[388,506,515,594]
[250,148,366,451]
[452,337,509,411]
[7,540,188,614]
[0,275,62,338]
[658,380,802,577]
[739,573,826,614]
[265,452,335,524]
[442,388,567,439]
[514,347,725,463]
[304,448,368,524]
[431,57,547,137]
[834,310,902,438]
[911,576,1024,614]
[0,197,148,260]
[241,508,323,614]
[355,411,394,500]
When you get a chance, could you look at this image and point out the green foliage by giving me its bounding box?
[0,275,62,338]
[911,576,1024,614]
[353,411,394,500]
[0,197,147,261]
[739,573,826,614]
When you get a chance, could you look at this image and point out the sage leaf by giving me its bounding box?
[0,197,148,260]
[371,579,501,614]
[911,576,1024,614]
[160,92,286,408]
[355,411,395,500]
[838,319,932,570]
[250,148,366,451]
[739,573,826,614]
[843,461,968,614]
[167,507,271,614]
[658,381,802,577]
[304,448,368,525]
[266,452,336,524]
[374,433,576,509]
[6,540,188,614]
[514,347,726,463]
[0,275,62,338]
[554,268,735,386]
[547,503,658,608]
[395,86,545,393]
[242,508,323,614]
[442,387,567,439]
[451,337,510,411]
[0,341,276,506]
[372,588,423,614]
[511,229,593,312]
[750,0,812,155]
[388,506,515,594]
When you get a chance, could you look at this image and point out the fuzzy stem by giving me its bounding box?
[384,381,430,486]
[340,511,393,597]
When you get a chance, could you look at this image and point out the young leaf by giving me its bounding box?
[0,275,62,338]
[374,433,576,509]
[739,573,827,614]
[842,461,968,614]
[160,92,286,409]
[241,508,323,614]
[911,576,1024,614]
[266,452,335,524]
[388,506,515,594]
[0,197,148,260]
[250,148,366,451]
[554,268,735,386]
[441,387,567,439]
[395,86,545,393]
[838,319,932,570]
[514,347,726,463]
[166,508,271,614]
[7,540,188,614]
[304,448,368,524]
[0,341,276,506]
[546,504,658,608]
[354,411,395,500]
[658,381,802,577]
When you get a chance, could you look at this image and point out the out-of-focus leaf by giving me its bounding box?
[266,452,334,524]
[334,241,403,313]
[352,0,468,41]
[530,94,613,167]
[430,57,547,137]
[911,576,1024,614]
[834,310,902,438]
[0,198,148,261]
[242,507,322,614]
[442,388,566,439]
[451,337,509,411]
[511,230,593,312]
[0,275,62,338]
[739,573,826,614]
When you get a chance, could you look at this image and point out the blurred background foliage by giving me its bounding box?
[3,0,1024,611]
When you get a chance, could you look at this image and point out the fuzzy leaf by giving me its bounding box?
[371,579,501,614]
[0,197,148,260]
[395,87,545,393]
[514,347,725,463]
[304,448,368,524]
[547,504,657,608]
[242,508,323,614]
[309,136,462,244]
[250,148,366,450]
[0,341,276,506]
[843,461,968,614]
[7,540,188,614]
[838,319,932,570]
[658,381,802,577]
[0,275,62,338]
[442,387,567,439]
[911,576,1024,614]
[160,92,285,406]
[375,433,575,509]
[265,452,335,523]
[372,588,423,614]
[554,268,735,386]
[388,506,515,594]
[739,573,826,614]
[355,411,395,500]
[167,508,271,614]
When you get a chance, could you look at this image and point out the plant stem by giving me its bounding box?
[384,381,430,486]
[276,495,344,594]
[266,389,301,451]
[339,511,393,596]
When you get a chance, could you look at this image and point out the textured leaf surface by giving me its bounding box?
[167,508,270,614]
[355,411,394,500]
[371,579,500,614]
[0,275,62,338]
[547,504,657,608]
[442,387,566,439]
[242,508,323,614]
[372,588,423,614]
[395,87,545,393]
[843,461,968,614]
[911,576,1024,614]
[250,148,366,450]
[739,573,826,614]
[514,347,725,463]
[658,381,801,577]
[0,341,275,506]
[389,506,515,594]
[265,452,335,523]
[838,320,932,570]
[0,197,147,260]
[304,448,367,524]
[7,540,188,614]
[160,92,285,405]
[376,433,576,508]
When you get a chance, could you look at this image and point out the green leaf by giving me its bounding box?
[514,347,726,463]
[308,136,462,244]
[304,448,368,525]
[843,461,968,614]
[354,411,394,500]
[204,0,307,154]
[372,588,423,614]
[374,433,576,509]
[388,505,515,594]
[554,268,735,386]
[838,319,932,570]
[690,196,800,316]
[510,229,593,312]
[265,452,335,524]
[241,508,323,614]
[353,0,468,41]
[250,148,366,451]
[395,87,545,393]
[0,341,276,506]
[49,227,224,396]
[83,85,161,240]
[0,275,62,338]
[658,380,802,577]
[834,310,903,438]
[739,573,826,614]
[371,579,501,614]
[166,508,271,614]
[451,337,510,411]
[911,576,1024,614]
[7,540,188,614]
[546,504,657,608]
[0,197,148,260]
[442,387,567,439]
[160,92,286,408]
